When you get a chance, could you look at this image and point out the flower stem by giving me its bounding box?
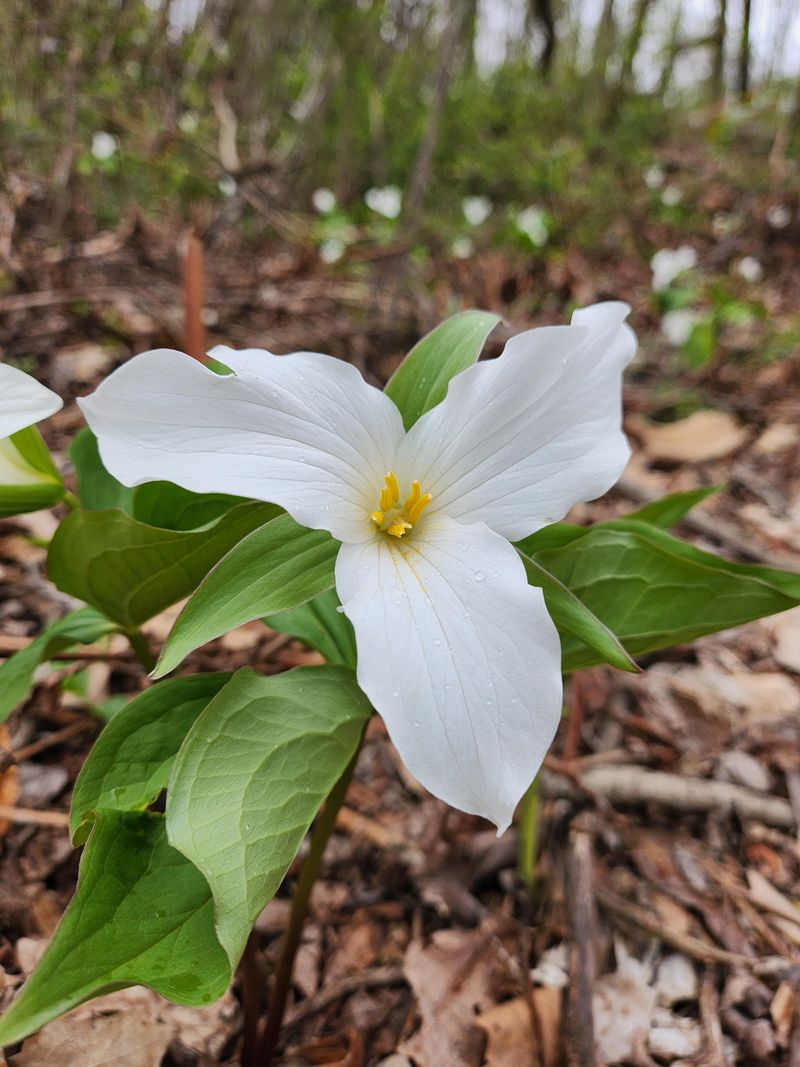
[125,628,156,672]
[257,741,363,1065]
[62,489,80,511]
[517,772,540,891]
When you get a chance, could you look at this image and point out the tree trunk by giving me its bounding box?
[531,0,557,77]
[738,0,752,100]
[592,0,617,84]
[710,0,727,101]
[618,0,653,93]
[404,0,466,235]
[658,1,683,97]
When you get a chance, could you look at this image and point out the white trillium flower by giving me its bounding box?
[660,308,700,347]
[650,246,697,292]
[79,303,635,831]
[766,205,791,230]
[319,238,345,264]
[661,185,683,207]
[312,187,337,215]
[462,196,492,227]
[0,363,62,486]
[451,236,474,260]
[735,255,763,283]
[644,164,665,189]
[364,185,402,220]
[91,131,118,162]
[516,206,549,248]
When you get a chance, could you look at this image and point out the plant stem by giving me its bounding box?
[257,743,362,1065]
[125,628,156,672]
[62,489,80,511]
[517,772,540,891]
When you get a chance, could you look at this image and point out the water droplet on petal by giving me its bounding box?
[335,605,345,614]
[432,637,441,646]
[474,570,486,582]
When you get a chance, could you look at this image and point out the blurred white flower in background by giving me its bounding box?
[319,238,345,264]
[218,175,238,197]
[462,196,492,227]
[312,187,337,214]
[661,309,700,346]
[712,212,743,238]
[735,255,763,283]
[451,236,475,260]
[766,205,791,229]
[515,205,549,247]
[365,185,402,219]
[650,246,697,292]
[91,132,118,161]
[178,112,199,134]
[644,164,665,189]
[661,185,683,207]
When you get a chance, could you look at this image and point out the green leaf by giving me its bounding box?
[518,551,637,673]
[0,428,64,518]
[625,486,721,529]
[0,607,119,723]
[0,810,229,1046]
[167,665,371,967]
[131,481,244,531]
[46,502,277,629]
[530,518,800,671]
[70,673,233,844]
[385,310,500,430]
[265,587,356,668]
[69,427,133,512]
[155,515,338,677]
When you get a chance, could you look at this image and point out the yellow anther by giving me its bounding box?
[404,480,421,510]
[407,492,432,526]
[370,472,431,539]
[386,519,412,538]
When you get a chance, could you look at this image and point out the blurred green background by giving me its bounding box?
[1,0,798,397]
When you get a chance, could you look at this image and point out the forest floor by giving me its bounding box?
[1,145,800,1067]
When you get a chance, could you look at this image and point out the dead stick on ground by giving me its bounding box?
[282,965,405,1037]
[541,764,796,830]
[567,824,597,1067]
[13,719,96,763]
[699,969,728,1067]
[0,805,69,828]
[595,886,786,975]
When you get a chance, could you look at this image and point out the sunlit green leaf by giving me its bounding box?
[155,514,337,677]
[70,673,233,844]
[385,309,500,429]
[167,666,370,966]
[0,811,229,1047]
[265,587,356,667]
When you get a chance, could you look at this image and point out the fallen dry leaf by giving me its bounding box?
[399,929,495,1067]
[764,607,800,674]
[753,422,800,455]
[0,725,20,839]
[593,942,656,1065]
[476,997,535,1067]
[629,410,749,462]
[9,987,237,1067]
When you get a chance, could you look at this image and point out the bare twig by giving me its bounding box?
[13,719,96,763]
[566,825,597,1067]
[282,965,405,1037]
[699,970,728,1066]
[0,805,69,829]
[595,886,784,975]
[541,764,796,830]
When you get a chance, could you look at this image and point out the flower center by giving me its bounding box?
[370,470,432,538]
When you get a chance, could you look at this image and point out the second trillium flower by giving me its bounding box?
[80,303,635,831]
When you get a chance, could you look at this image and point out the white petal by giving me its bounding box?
[0,363,62,438]
[336,516,562,831]
[396,303,635,541]
[79,348,404,543]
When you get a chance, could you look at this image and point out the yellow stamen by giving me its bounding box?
[387,519,412,538]
[370,471,432,539]
[404,480,421,510]
[407,492,432,526]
